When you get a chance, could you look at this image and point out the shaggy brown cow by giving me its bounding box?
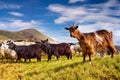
[65,25,116,63]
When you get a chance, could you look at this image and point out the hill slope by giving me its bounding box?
[0,28,54,42]
[17,28,54,42]
[0,30,26,40]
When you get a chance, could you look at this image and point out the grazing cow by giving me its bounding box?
[7,41,42,62]
[65,25,116,63]
[41,39,72,61]
[0,41,17,62]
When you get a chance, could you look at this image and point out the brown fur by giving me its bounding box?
[65,25,116,63]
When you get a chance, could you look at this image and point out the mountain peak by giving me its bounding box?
[19,28,38,32]
[0,28,54,42]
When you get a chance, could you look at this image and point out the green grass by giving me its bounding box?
[0,54,120,80]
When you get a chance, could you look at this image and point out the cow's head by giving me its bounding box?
[65,25,79,38]
[41,39,49,51]
[6,41,15,49]
[41,39,48,45]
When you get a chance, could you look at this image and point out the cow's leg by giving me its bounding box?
[47,55,50,61]
[16,58,18,62]
[24,58,27,62]
[47,54,52,61]
[66,55,69,60]
[36,51,41,62]
[37,56,41,62]
[108,45,116,58]
[70,54,72,59]
[24,54,28,62]
[56,55,59,60]
[82,52,86,63]
[29,59,31,62]
[37,57,41,62]
[88,53,92,64]
[16,57,20,62]
[88,54,91,61]
[68,50,72,59]
[55,52,59,60]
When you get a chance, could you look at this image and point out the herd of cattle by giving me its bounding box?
[0,25,119,63]
[0,39,82,62]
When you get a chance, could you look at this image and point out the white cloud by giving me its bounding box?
[0,2,21,9]
[0,23,6,28]
[48,0,120,24]
[48,4,86,24]
[9,20,38,28]
[69,0,87,3]
[8,12,24,17]
[0,19,40,30]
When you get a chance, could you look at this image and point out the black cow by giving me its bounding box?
[41,39,72,61]
[7,41,42,62]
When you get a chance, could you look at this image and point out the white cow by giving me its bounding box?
[0,41,17,62]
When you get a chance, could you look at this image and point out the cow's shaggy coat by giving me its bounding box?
[65,25,116,63]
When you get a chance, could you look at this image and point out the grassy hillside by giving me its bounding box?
[0,28,54,42]
[0,35,8,40]
[17,28,54,42]
[0,30,26,40]
[0,54,120,80]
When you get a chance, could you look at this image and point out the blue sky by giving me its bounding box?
[0,0,120,45]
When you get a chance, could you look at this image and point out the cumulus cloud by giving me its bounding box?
[48,4,86,24]
[48,0,120,24]
[9,20,38,28]
[0,23,6,28]
[69,0,87,3]
[0,2,21,9]
[0,19,40,30]
[8,12,24,17]
[48,0,120,45]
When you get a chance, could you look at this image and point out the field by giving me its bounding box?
[0,54,120,80]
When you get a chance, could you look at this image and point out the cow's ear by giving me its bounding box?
[65,28,69,30]
[75,26,78,29]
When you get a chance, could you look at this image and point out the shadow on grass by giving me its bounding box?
[25,61,81,77]
[0,57,59,64]
[0,60,39,64]
[53,61,81,72]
